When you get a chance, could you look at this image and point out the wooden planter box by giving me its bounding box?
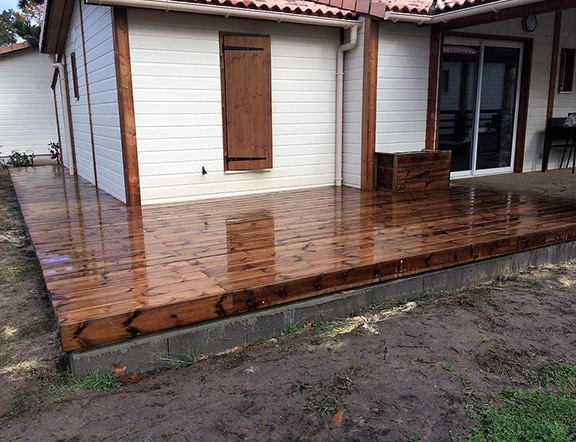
[376,150,451,192]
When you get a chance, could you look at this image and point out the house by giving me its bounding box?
[40,0,576,205]
[0,42,58,160]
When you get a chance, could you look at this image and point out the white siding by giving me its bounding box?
[375,23,430,153]
[460,12,558,171]
[60,1,124,201]
[64,3,94,183]
[342,16,365,189]
[128,10,340,204]
[82,4,125,202]
[0,49,57,158]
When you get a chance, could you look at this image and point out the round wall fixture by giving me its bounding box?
[522,15,537,32]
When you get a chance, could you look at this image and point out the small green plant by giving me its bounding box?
[48,141,61,164]
[456,361,576,442]
[162,349,206,369]
[42,369,120,400]
[292,361,362,416]
[2,150,35,168]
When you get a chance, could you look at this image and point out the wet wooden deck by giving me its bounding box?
[10,166,576,352]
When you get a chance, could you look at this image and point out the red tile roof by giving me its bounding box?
[314,0,500,17]
[179,0,358,18]
[0,41,31,57]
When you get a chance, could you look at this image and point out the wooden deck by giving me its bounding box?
[10,166,576,352]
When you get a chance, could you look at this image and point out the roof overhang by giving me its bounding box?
[0,41,32,57]
[40,0,76,54]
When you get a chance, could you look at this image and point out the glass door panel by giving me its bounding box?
[439,45,479,172]
[439,40,522,176]
[476,46,520,170]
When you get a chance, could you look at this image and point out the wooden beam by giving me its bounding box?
[112,7,141,206]
[361,17,379,190]
[546,11,562,121]
[514,39,533,173]
[433,0,576,33]
[425,30,441,151]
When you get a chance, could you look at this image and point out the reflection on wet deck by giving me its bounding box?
[10,166,576,351]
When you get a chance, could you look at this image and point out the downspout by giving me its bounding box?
[52,61,76,175]
[384,0,547,24]
[335,24,359,186]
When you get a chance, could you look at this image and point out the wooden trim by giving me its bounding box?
[514,39,533,173]
[112,7,141,206]
[547,11,562,121]
[78,0,98,187]
[52,86,63,164]
[361,17,379,190]
[425,30,441,151]
[63,55,78,173]
[446,31,532,44]
[70,53,80,99]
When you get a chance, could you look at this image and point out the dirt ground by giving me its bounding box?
[1,168,576,441]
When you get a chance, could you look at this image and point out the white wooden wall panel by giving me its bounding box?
[462,12,557,172]
[0,50,57,158]
[64,3,94,183]
[342,16,365,188]
[375,23,430,153]
[81,3,125,202]
[128,10,340,204]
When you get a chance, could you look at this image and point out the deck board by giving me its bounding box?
[10,165,576,352]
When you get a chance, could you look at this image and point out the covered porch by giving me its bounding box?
[10,165,576,356]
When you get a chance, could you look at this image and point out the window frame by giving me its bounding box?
[558,47,575,94]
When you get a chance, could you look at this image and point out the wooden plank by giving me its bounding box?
[221,34,272,171]
[10,167,576,352]
[547,11,562,122]
[361,18,379,190]
[425,30,441,151]
[113,7,141,206]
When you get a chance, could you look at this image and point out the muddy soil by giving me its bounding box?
[1,168,575,441]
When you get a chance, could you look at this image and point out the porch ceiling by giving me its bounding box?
[10,166,576,352]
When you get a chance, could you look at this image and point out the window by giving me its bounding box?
[70,52,80,100]
[558,48,575,93]
[220,34,272,171]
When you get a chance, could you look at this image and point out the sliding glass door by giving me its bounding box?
[439,39,523,176]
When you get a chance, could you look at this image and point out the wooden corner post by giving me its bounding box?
[425,30,441,151]
[113,6,141,206]
[361,17,379,191]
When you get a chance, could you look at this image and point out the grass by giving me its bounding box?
[162,349,206,369]
[281,320,335,337]
[41,369,120,400]
[292,361,362,416]
[456,361,576,442]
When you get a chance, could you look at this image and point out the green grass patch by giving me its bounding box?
[292,361,361,416]
[41,370,120,400]
[457,361,576,442]
[281,320,334,337]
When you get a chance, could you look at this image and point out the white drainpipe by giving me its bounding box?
[52,61,75,175]
[335,25,358,186]
[85,0,361,187]
[385,0,548,24]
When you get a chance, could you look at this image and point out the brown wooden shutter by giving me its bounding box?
[221,34,273,171]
